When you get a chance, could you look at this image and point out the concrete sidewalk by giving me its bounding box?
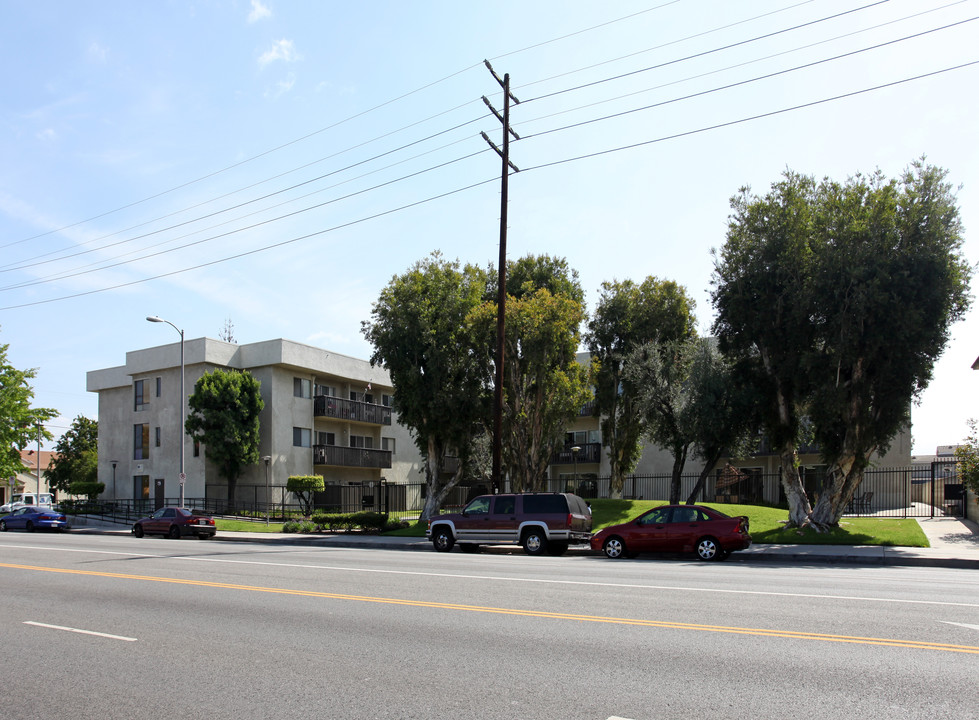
[69,514,979,569]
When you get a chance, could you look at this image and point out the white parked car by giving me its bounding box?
[0,492,55,513]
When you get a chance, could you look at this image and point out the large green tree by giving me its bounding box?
[625,338,760,504]
[713,172,824,527]
[586,278,697,498]
[0,334,57,486]
[805,163,971,526]
[362,252,493,522]
[47,415,98,494]
[713,162,971,528]
[476,255,591,492]
[184,368,264,505]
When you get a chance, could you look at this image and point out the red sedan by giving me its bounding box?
[591,504,751,561]
[132,507,216,539]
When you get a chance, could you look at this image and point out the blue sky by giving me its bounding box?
[2,0,977,456]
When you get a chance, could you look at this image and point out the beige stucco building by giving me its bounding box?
[87,338,420,508]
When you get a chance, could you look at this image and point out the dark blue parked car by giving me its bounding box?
[0,505,70,532]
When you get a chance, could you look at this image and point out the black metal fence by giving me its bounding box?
[73,463,966,525]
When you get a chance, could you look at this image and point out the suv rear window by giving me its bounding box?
[522,495,567,514]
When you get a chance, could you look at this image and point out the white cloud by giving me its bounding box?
[264,72,295,99]
[258,38,298,68]
[247,0,271,23]
[86,42,108,64]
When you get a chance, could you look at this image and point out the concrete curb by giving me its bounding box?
[67,522,979,569]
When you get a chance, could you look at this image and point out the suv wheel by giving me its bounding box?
[431,526,455,552]
[521,529,548,556]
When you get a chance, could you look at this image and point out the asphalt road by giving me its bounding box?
[1,532,977,720]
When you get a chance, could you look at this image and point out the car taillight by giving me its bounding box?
[566,513,573,528]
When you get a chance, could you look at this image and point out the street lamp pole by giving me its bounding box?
[146,316,186,507]
[262,456,271,527]
[110,461,118,502]
[571,445,581,495]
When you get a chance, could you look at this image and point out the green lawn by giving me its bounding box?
[588,499,928,547]
[215,500,929,547]
[215,518,285,533]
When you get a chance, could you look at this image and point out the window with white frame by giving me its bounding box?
[315,384,337,397]
[381,437,395,454]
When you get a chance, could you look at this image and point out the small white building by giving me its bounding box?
[87,338,421,508]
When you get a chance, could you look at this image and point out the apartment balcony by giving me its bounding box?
[551,442,602,465]
[314,395,392,426]
[578,399,597,417]
[313,444,392,469]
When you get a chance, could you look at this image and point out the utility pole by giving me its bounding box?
[480,60,519,494]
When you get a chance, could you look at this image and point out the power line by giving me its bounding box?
[521,0,891,105]
[4,59,973,312]
[4,15,972,293]
[0,2,689,251]
[519,60,979,175]
[517,18,978,143]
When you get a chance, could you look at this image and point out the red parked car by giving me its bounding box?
[591,504,751,561]
[132,507,216,539]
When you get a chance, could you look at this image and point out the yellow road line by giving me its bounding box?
[4,562,977,654]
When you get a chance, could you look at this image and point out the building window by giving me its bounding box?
[155,427,161,447]
[350,391,374,404]
[134,380,148,410]
[134,424,149,460]
[193,440,200,457]
[381,437,395,454]
[293,427,312,448]
[155,377,162,397]
[349,435,373,449]
[294,378,311,399]
[317,431,335,446]
[381,394,393,407]
[315,384,336,398]
[133,475,150,501]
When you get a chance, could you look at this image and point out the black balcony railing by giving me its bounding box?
[551,442,602,465]
[578,400,597,417]
[313,444,392,469]
[314,395,392,425]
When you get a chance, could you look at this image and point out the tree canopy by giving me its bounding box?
[362,252,493,522]
[713,161,972,527]
[0,334,57,483]
[476,255,591,492]
[586,277,697,498]
[47,415,98,494]
[184,368,264,504]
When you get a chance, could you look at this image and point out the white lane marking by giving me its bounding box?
[941,622,979,632]
[24,621,137,642]
[4,543,979,609]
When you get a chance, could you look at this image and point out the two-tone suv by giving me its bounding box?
[426,492,592,556]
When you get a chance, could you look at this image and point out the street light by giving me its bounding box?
[571,445,581,495]
[262,456,272,526]
[110,460,118,502]
[146,315,186,507]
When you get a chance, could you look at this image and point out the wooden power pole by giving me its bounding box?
[480,60,519,494]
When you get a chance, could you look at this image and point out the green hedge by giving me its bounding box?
[284,511,391,534]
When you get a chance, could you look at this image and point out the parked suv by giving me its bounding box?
[426,493,592,556]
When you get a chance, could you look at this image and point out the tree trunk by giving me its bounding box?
[685,448,723,505]
[780,444,811,528]
[810,453,867,528]
[418,439,462,524]
[668,444,688,504]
